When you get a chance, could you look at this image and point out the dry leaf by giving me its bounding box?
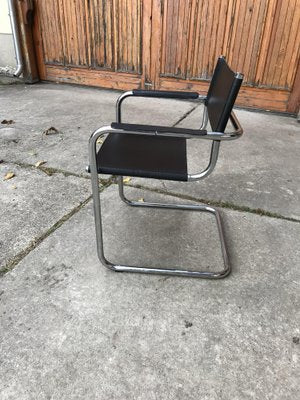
[123,177,131,184]
[138,198,144,203]
[43,126,60,135]
[11,185,17,189]
[4,172,15,181]
[35,160,46,167]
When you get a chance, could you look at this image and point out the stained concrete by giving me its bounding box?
[0,186,299,400]
[0,83,195,175]
[0,82,300,399]
[0,162,91,271]
[132,106,300,220]
[1,83,299,218]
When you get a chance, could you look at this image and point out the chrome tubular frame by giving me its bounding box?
[89,126,230,279]
[116,176,230,278]
[199,102,209,130]
[116,91,243,182]
[88,92,243,278]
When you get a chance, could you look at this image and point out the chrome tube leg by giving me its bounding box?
[113,196,230,278]
[116,176,230,278]
[118,176,134,206]
[89,131,116,271]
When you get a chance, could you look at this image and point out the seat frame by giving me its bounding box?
[88,88,243,279]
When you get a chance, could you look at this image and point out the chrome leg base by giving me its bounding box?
[90,171,231,279]
[114,177,230,278]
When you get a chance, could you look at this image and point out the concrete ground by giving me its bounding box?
[0,82,299,400]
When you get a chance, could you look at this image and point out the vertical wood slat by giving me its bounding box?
[158,0,299,93]
[246,0,266,82]
[171,0,180,75]
[177,0,192,78]
[286,8,300,88]
[225,0,269,82]
[254,0,277,85]
[36,0,142,73]
[256,0,300,89]
[287,60,300,112]
[185,0,197,79]
[272,0,300,88]
[149,0,160,87]
[281,0,300,87]
[271,0,293,85]
[197,0,209,77]
[115,0,142,73]
[209,0,221,74]
[127,0,132,71]
[192,0,205,78]
[263,0,289,86]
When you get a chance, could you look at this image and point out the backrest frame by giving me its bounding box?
[205,56,243,132]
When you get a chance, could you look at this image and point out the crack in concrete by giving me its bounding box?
[0,179,113,277]
[124,183,300,224]
[172,103,200,127]
[0,196,91,277]
[2,159,94,181]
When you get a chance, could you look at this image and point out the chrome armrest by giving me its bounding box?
[116,90,206,123]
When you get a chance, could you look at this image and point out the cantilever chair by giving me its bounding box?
[88,56,244,279]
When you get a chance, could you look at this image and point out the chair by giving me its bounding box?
[88,56,243,279]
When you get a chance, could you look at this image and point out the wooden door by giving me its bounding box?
[151,0,300,113]
[33,0,149,90]
[33,0,300,113]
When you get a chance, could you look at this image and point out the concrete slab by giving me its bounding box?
[0,75,23,85]
[0,84,195,175]
[1,185,299,400]
[131,107,300,219]
[0,162,90,271]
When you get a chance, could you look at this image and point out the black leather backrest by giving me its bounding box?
[206,57,243,132]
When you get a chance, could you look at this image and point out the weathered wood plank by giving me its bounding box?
[158,77,290,112]
[281,0,300,88]
[287,60,300,113]
[33,0,300,113]
[45,65,142,90]
[150,0,160,87]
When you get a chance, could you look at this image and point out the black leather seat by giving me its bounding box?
[97,122,208,181]
[97,132,188,181]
